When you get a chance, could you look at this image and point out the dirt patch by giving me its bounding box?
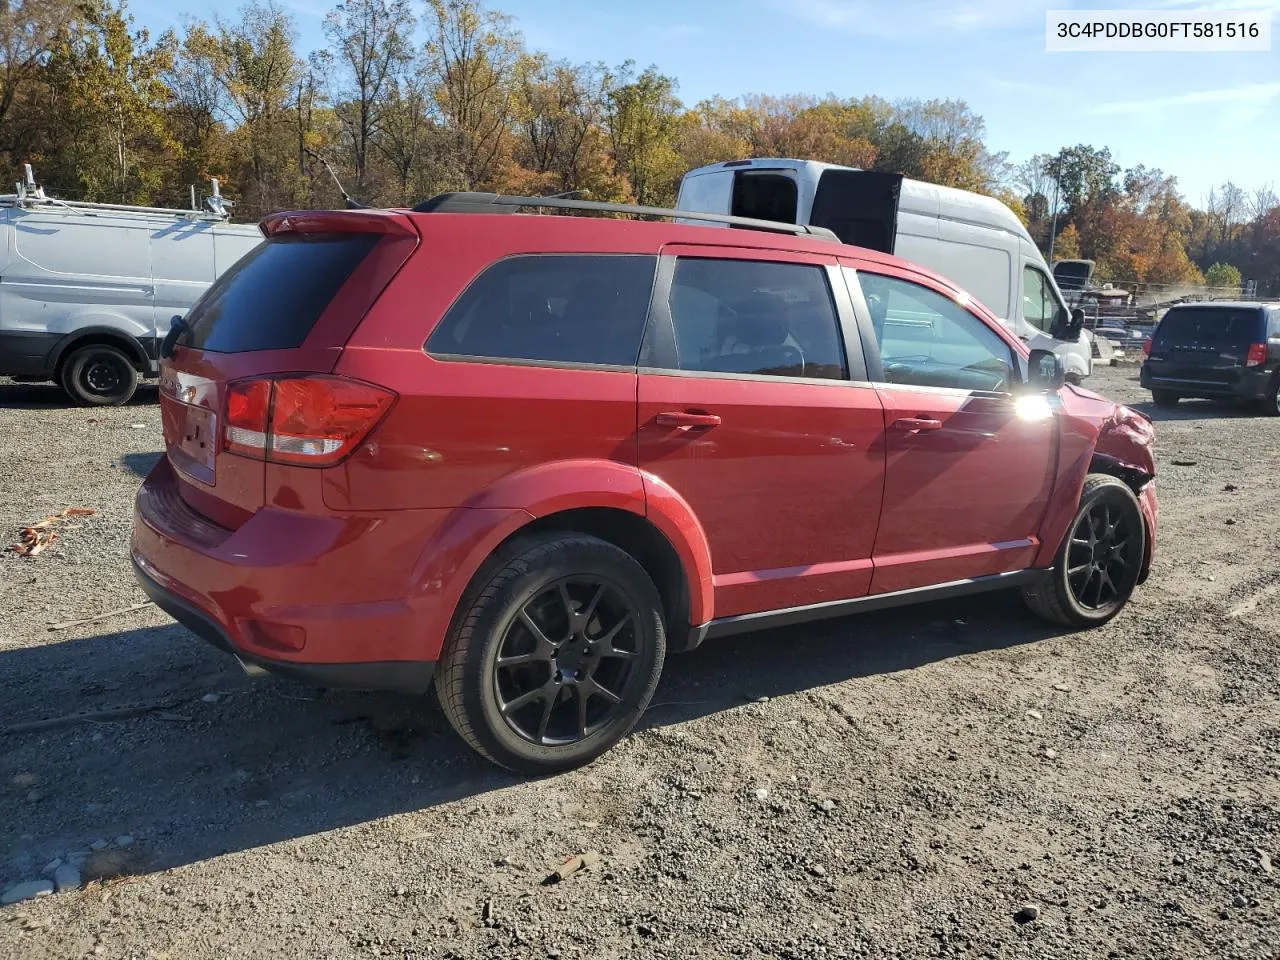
[1,368,1277,959]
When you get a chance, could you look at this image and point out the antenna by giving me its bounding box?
[304,148,366,209]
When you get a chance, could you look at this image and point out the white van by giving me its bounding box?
[676,158,1092,381]
[0,168,262,405]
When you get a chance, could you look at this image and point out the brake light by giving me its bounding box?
[222,376,396,466]
[1246,342,1268,367]
[224,380,271,456]
[1142,338,1152,357]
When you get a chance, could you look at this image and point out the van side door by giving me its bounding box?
[6,209,152,343]
[151,220,215,360]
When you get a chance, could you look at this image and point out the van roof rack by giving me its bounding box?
[0,163,235,222]
[411,192,840,242]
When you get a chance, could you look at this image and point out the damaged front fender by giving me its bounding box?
[1094,405,1158,583]
[1094,404,1156,488]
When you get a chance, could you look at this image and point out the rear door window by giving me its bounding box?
[427,255,657,367]
[180,233,378,352]
[662,258,847,380]
[1155,308,1264,349]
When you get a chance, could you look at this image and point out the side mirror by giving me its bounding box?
[1027,348,1065,391]
[1051,305,1086,341]
[1066,307,1086,339]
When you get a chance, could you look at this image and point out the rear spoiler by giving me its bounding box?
[259,209,416,239]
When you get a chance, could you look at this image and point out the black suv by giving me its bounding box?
[1141,302,1280,414]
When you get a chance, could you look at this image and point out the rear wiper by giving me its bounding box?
[160,315,185,360]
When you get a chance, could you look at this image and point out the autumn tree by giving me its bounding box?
[210,2,303,213]
[0,0,80,144]
[38,0,174,202]
[425,0,521,189]
[604,61,682,205]
[323,0,413,193]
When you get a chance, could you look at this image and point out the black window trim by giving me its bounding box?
[423,252,661,371]
[638,253,869,386]
[843,265,1028,397]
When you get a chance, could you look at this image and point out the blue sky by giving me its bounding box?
[129,0,1280,206]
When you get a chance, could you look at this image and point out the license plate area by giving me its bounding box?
[160,369,220,487]
[167,401,217,485]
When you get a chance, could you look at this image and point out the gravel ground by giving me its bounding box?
[1,366,1277,960]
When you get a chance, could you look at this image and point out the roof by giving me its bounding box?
[682,158,1037,247]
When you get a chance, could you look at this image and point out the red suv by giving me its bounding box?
[132,194,1159,773]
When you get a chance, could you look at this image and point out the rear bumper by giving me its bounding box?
[130,457,456,692]
[1140,365,1273,400]
[133,556,434,693]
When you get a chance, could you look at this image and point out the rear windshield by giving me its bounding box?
[180,233,378,352]
[1154,307,1264,348]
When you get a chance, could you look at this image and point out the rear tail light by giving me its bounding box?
[223,375,396,467]
[1246,342,1268,367]
[1142,338,1152,357]
[224,380,272,457]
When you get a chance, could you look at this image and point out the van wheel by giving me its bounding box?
[1022,474,1145,628]
[1262,378,1280,417]
[1151,389,1180,408]
[59,345,139,406]
[435,534,666,774]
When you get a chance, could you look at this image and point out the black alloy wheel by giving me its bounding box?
[435,533,666,773]
[1022,474,1145,627]
[1064,495,1141,612]
[494,577,642,746]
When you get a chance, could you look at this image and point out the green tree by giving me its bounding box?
[39,0,174,202]
[1204,262,1242,291]
[604,61,682,205]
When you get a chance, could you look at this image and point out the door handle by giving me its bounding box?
[656,411,721,429]
[892,416,943,432]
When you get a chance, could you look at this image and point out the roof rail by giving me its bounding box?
[411,192,840,242]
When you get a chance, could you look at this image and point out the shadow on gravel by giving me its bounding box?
[0,592,1061,884]
[1130,397,1268,423]
[0,381,158,409]
[120,451,164,477]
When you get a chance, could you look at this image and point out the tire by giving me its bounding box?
[1261,377,1280,417]
[1022,474,1145,628]
[1150,389,1180,408]
[435,533,666,774]
[59,344,139,406]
